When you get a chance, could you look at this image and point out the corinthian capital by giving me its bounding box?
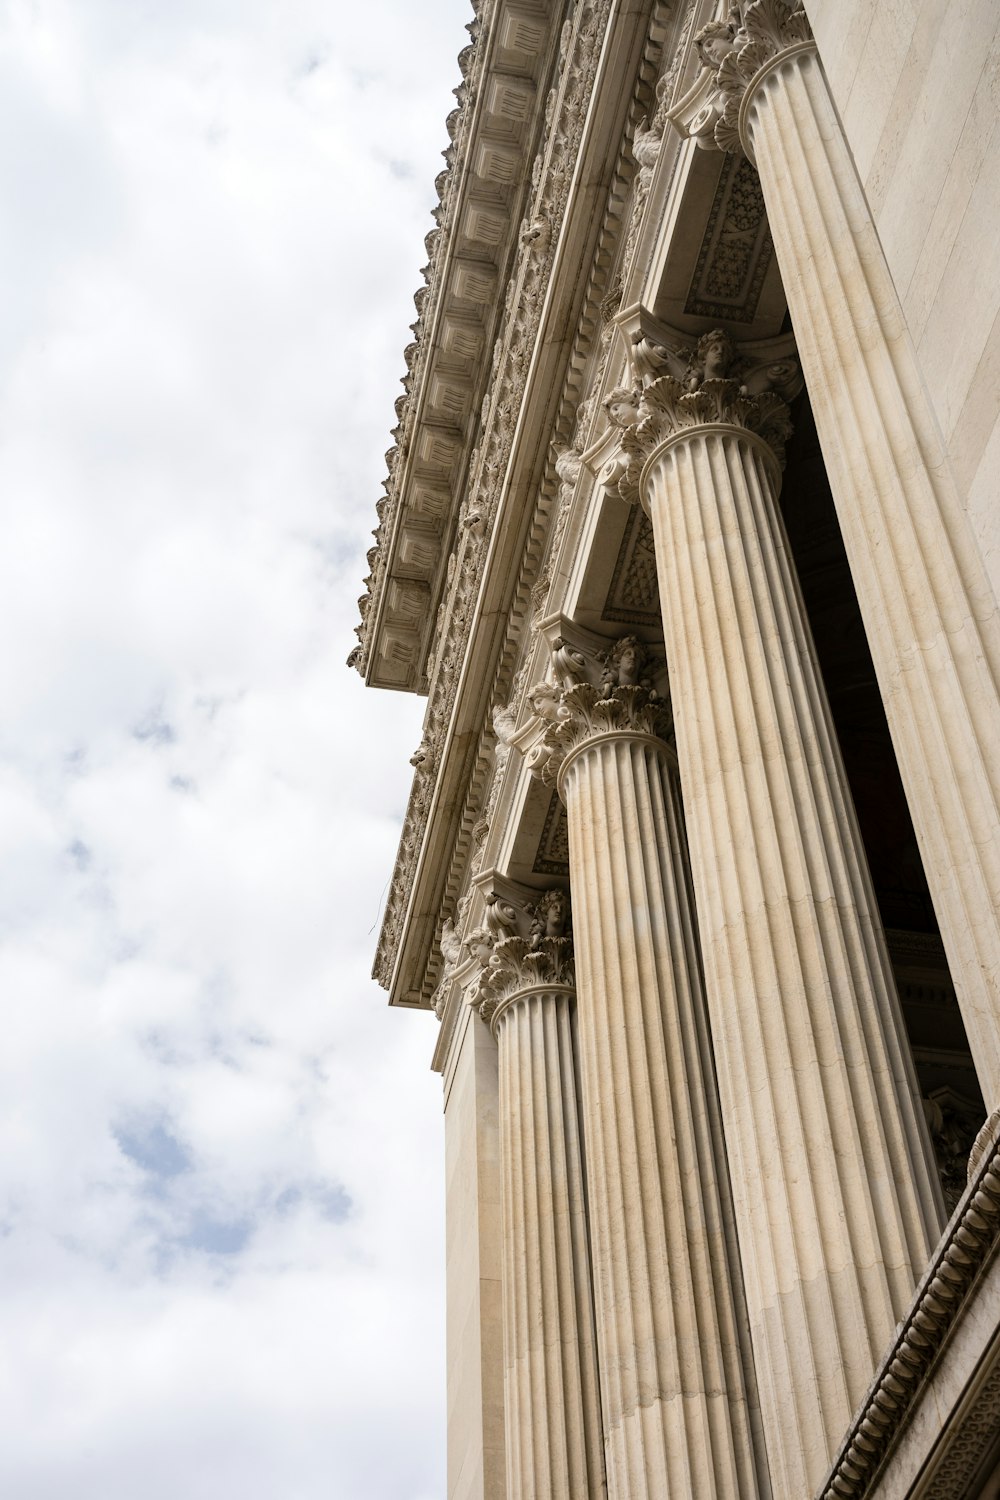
[613,374,794,504]
[520,631,673,789]
[467,887,575,1027]
[597,326,797,504]
[691,0,814,155]
[528,681,673,787]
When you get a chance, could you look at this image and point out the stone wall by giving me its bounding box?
[810,0,1000,594]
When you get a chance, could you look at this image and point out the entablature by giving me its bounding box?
[375,0,677,1015]
[352,0,561,695]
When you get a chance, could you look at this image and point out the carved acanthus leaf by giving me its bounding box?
[691,0,813,154]
[474,935,576,1025]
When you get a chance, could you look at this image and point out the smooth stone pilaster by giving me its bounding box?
[490,984,606,1500]
[729,19,1000,1106]
[444,1008,506,1500]
[639,409,942,1495]
[549,701,764,1500]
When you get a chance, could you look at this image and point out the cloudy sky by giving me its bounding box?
[0,1,469,1494]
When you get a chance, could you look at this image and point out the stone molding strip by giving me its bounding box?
[817,1132,1000,1500]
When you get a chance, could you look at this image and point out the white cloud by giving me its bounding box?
[0,0,467,1494]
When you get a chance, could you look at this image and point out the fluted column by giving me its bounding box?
[689,0,1000,1108]
[469,892,605,1500]
[527,660,765,1500]
[613,368,942,1494]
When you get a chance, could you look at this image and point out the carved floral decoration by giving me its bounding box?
[691,0,813,155]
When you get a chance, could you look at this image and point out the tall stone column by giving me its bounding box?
[611,358,943,1495]
[689,1,1000,1109]
[468,887,605,1500]
[525,645,765,1500]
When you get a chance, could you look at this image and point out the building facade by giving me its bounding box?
[351,3,1000,1496]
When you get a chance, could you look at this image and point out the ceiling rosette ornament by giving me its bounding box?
[691,0,814,154]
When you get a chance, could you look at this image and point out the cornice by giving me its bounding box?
[816,1125,1000,1500]
[351,0,562,694]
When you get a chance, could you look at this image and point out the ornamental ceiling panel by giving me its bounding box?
[603,507,661,625]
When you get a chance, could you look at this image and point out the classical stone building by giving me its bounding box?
[351,3,1000,1496]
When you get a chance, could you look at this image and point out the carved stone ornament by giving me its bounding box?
[466,888,575,1028]
[817,1129,1000,1500]
[598,327,795,505]
[430,916,461,1020]
[690,0,814,155]
[522,632,673,790]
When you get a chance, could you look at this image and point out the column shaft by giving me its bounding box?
[494,988,606,1500]
[563,731,764,1500]
[644,424,942,1493]
[745,44,1000,1104]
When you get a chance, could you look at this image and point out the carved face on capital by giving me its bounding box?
[536,890,567,939]
[611,634,645,686]
[694,21,737,72]
[604,387,641,430]
[528,682,565,723]
[695,328,738,383]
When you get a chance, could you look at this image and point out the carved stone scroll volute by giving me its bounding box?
[594,322,799,510]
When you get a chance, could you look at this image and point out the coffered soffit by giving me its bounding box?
[631,121,788,339]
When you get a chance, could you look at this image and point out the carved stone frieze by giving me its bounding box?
[920,1360,1000,1500]
[619,0,698,285]
[430,910,466,1020]
[690,0,814,156]
[372,0,618,989]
